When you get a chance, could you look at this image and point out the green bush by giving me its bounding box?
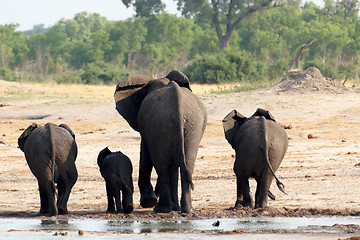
[80,62,131,85]
[0,67,16,81]
[183,50,261,84]
[56,70,83,84]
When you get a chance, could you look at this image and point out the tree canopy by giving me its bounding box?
[0,1,359,84]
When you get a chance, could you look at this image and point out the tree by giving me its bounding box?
[121,0,290,50]
[121,0,165,17]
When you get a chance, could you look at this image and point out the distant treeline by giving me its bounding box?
[0,2,359,85]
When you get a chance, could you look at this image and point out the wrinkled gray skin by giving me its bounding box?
[223,109,288,209]
[18,123,78,216]
[97,147,134,214]
[114,70,207,213]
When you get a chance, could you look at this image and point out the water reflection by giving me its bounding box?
[39,219,74,231]
[106,219,195,233]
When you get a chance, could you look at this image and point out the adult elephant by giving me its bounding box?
[222,108,288,209]
[18,122,78,216]
[114,70,207,213]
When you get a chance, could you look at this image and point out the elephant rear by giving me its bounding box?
[97,147,134,213]
[18,122,78,216]
[223,109,288,208]
[234,118,288,179]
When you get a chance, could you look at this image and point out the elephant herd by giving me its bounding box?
[17,70,288,216]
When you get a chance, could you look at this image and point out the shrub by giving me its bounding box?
[80,62,131,85]
[0,67,16,81]
[183,50,261,84]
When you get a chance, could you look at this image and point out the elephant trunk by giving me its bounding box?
[261,116,286,194]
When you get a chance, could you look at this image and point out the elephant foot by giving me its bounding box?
[106,208,116,213]
[123,205,134,214]
[172,202,181,211]
[154,204,171,213]
[234,200,252,209]
[58,206,68,215]
[140,189,157,208]
[140,197,157,208]
[181,205,192,214]
[39,208,49,215]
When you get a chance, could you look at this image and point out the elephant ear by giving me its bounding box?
[18,122,39,152]
[166,70,192,91]
[97,147,112,167]
[114,75,152,132]
[222,110,247,148]
[251,108,276,122]
[58,124,76,139]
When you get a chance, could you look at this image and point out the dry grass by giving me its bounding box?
[1,81,249,100]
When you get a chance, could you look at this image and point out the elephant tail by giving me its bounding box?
[174,83,194,191]
[261,116,287,195]
[45,123,57,191]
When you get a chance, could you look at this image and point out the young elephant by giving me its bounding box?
[222,108,288,209]
[18,122,78,216]
[97,147,134,214]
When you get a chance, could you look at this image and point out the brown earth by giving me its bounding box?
[1,68,360,238]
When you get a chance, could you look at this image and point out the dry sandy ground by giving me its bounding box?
[1,75,360,238]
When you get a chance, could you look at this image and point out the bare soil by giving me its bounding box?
[1,69,360,237]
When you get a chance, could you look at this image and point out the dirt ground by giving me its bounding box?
[1,68,360,238]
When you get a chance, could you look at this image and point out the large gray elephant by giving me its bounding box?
[18,122,78,216]
[222,108,288,209]
[114,70,207,213]
[97,147,134,214]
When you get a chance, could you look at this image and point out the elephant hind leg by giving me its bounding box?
[38,183,49,214]
[255,170,273,209]
[170,167,180,211]
[39,180,58,216]
[122,185,134,214]
[105,182,116,213]
[154,174,172,213]
[139,141,157,209]
[57,175,77,214]
[236,176,253,208]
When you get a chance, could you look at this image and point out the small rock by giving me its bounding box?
[78,230,84,235]
[307,134,316,139]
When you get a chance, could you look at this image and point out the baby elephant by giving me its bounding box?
[97,147,134,214]
[18,122,78,216]
[223,108,288,209]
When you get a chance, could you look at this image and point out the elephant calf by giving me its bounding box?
[97,147,134,214]
[18,122,78,216]
[223,108,288,209]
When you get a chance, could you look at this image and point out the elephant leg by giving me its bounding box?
[38,182,49,214]
[114,189,122,213]
[170,167,180,211]
[57,168,77,214]
[138,140,157,208]
[105,182,116,213]
[238,175,252,207]
[39,180,58,216]
[122,185,134,214]
[255,170,273,208]
[234,177,243,208]
[154,173,172,213]
[180,170,192,213]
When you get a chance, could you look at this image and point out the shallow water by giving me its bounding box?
[0,216,360,239]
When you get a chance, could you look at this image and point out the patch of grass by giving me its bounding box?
[0,81,115,101]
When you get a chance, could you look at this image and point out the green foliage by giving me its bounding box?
[80,62,131,85]
[183,51,261,83]
[0,3,360,87]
